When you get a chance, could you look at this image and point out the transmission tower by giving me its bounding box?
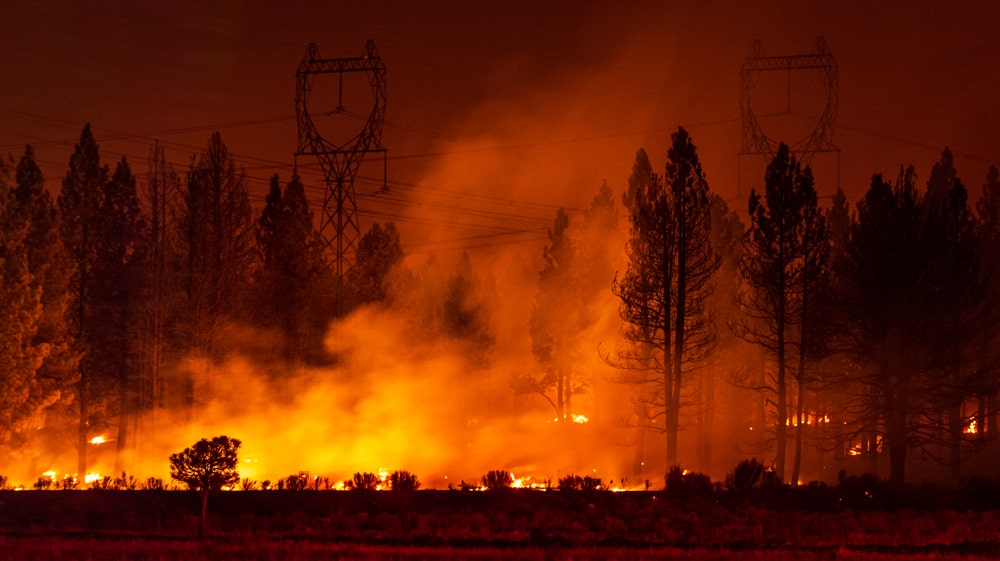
[294,40,387,282]
[739,36,838,176]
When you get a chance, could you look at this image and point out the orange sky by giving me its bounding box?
[1,0,999,257]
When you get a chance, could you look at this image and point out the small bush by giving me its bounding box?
[240,478,258,491]
[33,476,52,490]
[115,472,139,490]
[558,474,583,491]
[481,469,512,490]
[389,470,420,491]
[725,458,780,491]
[558,474,605,491]
[143,477,164,491]
[347,472,380,491]
[281,472,310,491]
[666,465,715,497]
[58,476,79,490]
[91,475,114,490]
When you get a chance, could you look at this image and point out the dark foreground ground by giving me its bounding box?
[3,484,1000,559]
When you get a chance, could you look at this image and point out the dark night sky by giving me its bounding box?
[2,1,999,257]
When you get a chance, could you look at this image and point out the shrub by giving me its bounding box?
[666,465,715,497]
[281,472,310,491]
[240,478,258,491]
[58,476,79,490]
[389,470,420,491]
[91,475,114,490]
[558,474,583,491]
[115,472,139,490]
[143,477,164,491]
[481,469,512,490]
[33,476,52,490]
[347,472,380,491]
[558,474,605,491]
[725,458,780,491]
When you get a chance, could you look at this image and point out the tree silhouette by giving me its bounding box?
[58,124,108,478]
[347,222,404,308]
[525,206,579,417]
[92,157,146,473]
[169,435,241,538]
[254,173,327,364]
[735,143,826,482]
[840,166,959,484]
[178,132,255,407]
[611,127,719,466]
[973,165,1000,438]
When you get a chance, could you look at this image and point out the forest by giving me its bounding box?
[1,121,999,491]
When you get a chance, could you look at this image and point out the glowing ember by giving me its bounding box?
[965,419,979,434]
[90,436,106,445]
[572,414,588,424]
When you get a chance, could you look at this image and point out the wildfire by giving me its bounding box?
[551,414,590,424]
[84,473,101,484]
[90,436,106,445]
[965,419,979,434]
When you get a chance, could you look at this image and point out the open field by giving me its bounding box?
[2,487,1000,559]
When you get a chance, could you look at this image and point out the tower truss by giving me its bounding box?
[294,40,387,280]
[740,36,838,167]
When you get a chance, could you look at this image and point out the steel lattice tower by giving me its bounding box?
[294,40,387,282]
[740,36,839,168]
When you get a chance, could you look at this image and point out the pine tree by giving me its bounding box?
[735,143,827,482]
[611,127,720,466]
[844,164,983,484]
[91,157,146,472]
[0,152,48,453]
[254,173,328,364]
[179,132,256,406]
[12,146,73,459]
[973,166,1000,438]
[524,207,578,417]
[347,222,404,308]
[58,124,108,477]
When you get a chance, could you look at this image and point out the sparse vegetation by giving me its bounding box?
[557,474,604,491]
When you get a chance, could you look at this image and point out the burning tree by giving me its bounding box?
[169,435,241,538]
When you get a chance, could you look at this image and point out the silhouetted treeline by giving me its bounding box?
[604,128,1000,486]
